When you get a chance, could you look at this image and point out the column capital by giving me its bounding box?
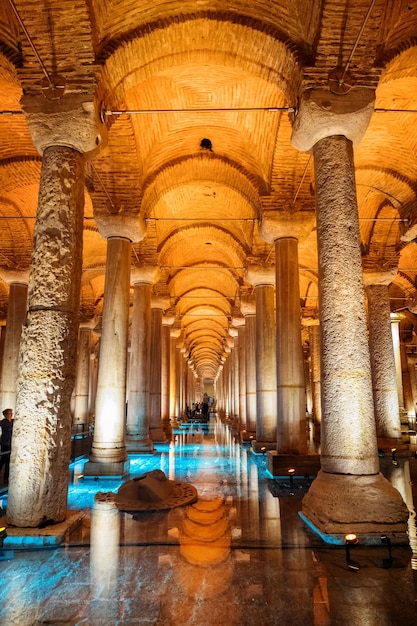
[162,315,175,326]
[240,296,256,316]
[260,210,315,242]
[131,265,159,285]
[22,99,107,156]
[170,327,182,339]
[363,269,397,287]
[0,268,29,285]
[79,316,97,329]
[229,328,238,339]
[151,296,170,311]
[231,316,245,328]
[291,87,375,153]
[246,264,275,287]
[96,211,146,242]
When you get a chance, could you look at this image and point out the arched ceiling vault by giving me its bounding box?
[2,2,417,372]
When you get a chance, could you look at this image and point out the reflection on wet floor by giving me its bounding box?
[1,417,417,625]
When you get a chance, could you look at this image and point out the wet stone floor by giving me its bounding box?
[0,418,417,625]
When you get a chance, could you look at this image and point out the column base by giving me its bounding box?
[267,450,321,477]
[126,438,155,454]
[83,459,130,478]
[251,440,276,453]
[149,428,168,442]
[301,470,409,543]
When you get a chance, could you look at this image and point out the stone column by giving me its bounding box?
[0,270,28,411]
[291,88,408,536]
[8,98,105,526]
[170,328,180,425]
[73,321,94,431]
[7,135,97,527]
[246,265,277,450]
[364,271,402,441]
[85,214,146,477]
[241,297,257,436]
[406,351,417,430]
[149,296,170,441]
[126,266,157,453]
[229,329,239,424]
[161,316,174,431]
[260,212,314,454]
[233,316,247,432]
[175,340,182,420]
[306,318,321,441]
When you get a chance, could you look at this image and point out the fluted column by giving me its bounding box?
[241,297,256,435]
[149,296,170,441]
[246,265,277,450]
[292,88,408,536]
[364,271,402,441]
[126,266,157,453]
[8,99,105,526]
[0,270,28,411]
[85,214,146,476]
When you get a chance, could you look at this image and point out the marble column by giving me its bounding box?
[0,270,28,411]
[85,214,145,477]
[306,318,321,441]
[233,316,247,432]
[161,316,174,431]
[170,328,181,425]
[175,340,182,420]
[7,96,105,527]
[291,88,408,536]
[73,322,94,431]
[246,266,277,450]
[240,297,257,436]
[8,100,104,526]
[149,296,170,441]
[126,266,157,453]
[406,351,417,430]
[364,271,402,441]
[260,212,314,454]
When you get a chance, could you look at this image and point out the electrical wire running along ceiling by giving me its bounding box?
[1,1,417,380]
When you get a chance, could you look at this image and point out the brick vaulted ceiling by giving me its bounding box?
[1,1,417,380]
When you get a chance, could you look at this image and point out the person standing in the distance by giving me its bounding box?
[0,408,13,482]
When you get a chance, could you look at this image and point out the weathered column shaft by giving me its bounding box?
[237,324,247,429]
[89,237,131,464]
[314,135,378,475]
[8,146,85,527]
[391,319,405,410]
[149,307,163,438]
[255,284,277,443]
[126,282,152,445]
[0,281,28,410]
[275,237,306,453]
[161,322,171,423]
[73,327,91,428]
[366,283,401,439]
[309,323,322,426]
[245,314,257,432]
[169,335,177,419]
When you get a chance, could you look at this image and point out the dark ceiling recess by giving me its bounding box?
[200,138,213,151]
